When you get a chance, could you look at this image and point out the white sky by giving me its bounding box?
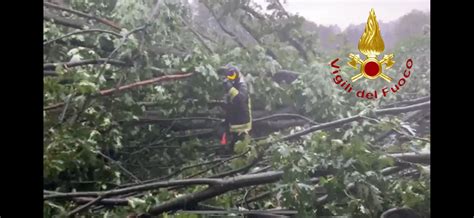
[254,0,430,30]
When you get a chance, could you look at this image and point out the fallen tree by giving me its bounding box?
[43,1,431,217]
[44,98,430,215]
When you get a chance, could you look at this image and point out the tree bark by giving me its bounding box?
[148,171,284,215]
[44,2,121,31]
[44,58,129,70]
[44,10,86,29]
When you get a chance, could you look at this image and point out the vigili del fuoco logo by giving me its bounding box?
[330,9,413,100]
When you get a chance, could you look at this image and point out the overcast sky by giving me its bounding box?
[254,0,430,30]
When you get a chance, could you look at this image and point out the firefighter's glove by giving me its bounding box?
[223,79,233,92]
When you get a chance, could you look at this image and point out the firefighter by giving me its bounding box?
[218,64,252,156]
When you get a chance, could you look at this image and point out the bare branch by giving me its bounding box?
[249,165,272,174]
[44,72,194,111]
[99,72,194,96]
[389,152,430,164]
[44,10,86,29]
[381,96,430,108]
[121,150,250,188]
[245,190,272,204]
[128,114,316,135]
[121,159,222,188]
[254,113,319,124]
[186,149,251,179]
[44,177,220,200]
[280,101,430,141]
[44,102,66,111]
[202,1,246,49]
[148,171,284,215]
[381,207,420,218]
[240,5,266,21]
[179,16,214,53]
[136,117,223,124]
[376,101,430,115]
[175,209,298,216]
[373,109,429,144]
[147,0,162,24]
[44,29,121,46]
[43,58,129,70]
[73,197,128,206]
[67,195,106,216]
[238,16,279,60]
[97,151,142,183]
[44,2,121,31]
[381,166,410,176]
[209,154,262,178]
[392,128,431,143]
[44,71,58,77]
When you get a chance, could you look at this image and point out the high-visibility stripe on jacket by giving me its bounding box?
[225,76,252,133]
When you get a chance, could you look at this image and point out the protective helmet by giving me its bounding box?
[223,64,240,81]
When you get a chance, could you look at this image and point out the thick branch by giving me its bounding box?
[274,0,290,18]
[280,101,430,141]
[202,1,246,49]
[97,151,141,183]
[194,30,217,43]
[44,177,219,200]
[129,118,311,136]
[376,101,430,115]
[381,166,410,176]
[135,116,223,124]
[253,119,308,136]
[126,102,430,142]
[271,70,300,84]
[44,58,129,70]
[44,2,121,31]
[45,170,283,213]
[44,102,66,111]
[44,10,85,29]
[135,113,315,127]
[389,152,430,164]
[44,71,58,77]
[73,197,128,206]
[177,209,297,216]
[286,36,309,61]
[256,113,318,123]
[68,195,106,216]
[120,159,224,188]
[124,149,252,190]
[240,5,266,21]
[381,207,420,218]
[381,96,430,108]
[44,29,121,45]
[148,171,284,215]
[125,101,430,146]
[44,72,194,111]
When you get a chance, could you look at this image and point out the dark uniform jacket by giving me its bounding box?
[224,76,252,133]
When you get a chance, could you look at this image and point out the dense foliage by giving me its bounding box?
[44,0,430,217]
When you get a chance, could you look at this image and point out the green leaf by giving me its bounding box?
[77,80,98,94]
[331,139,343,146]
[128,197,146,209]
